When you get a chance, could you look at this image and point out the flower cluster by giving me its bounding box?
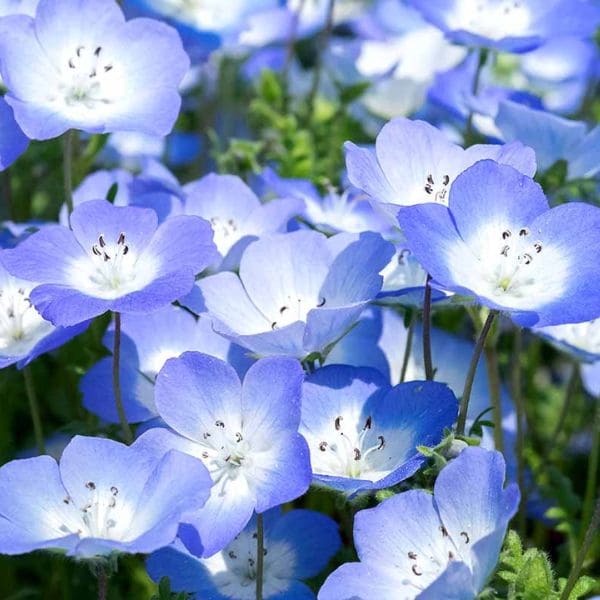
[1,0,599,599]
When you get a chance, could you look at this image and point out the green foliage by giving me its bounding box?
[150,577,191,600]
[485,531,599,599]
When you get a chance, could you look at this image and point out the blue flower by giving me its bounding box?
[0,434,212,558]
[0,0,190,139]
[398,160,600,327]
[0,0,37,16]
[2,199,218,326]
[81,305,253,423]
[196,230,394,359]
[407,0,600,53]
[257,167,390,235]
[319,447,520,600]
[345,117,536,224]
[327,306,516,452]
[0,250,87,369]
[496,99,600,176]
[534,319,600,363]
[61,161,185,225]
[183,173,303,271]
[147,508,341,599]
[0,97,28,170]
[301,365,457,495]
[135,353,311,557]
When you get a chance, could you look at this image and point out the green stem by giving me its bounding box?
[560,492,600,600]
[400,311,416,383]
[484,344,504,454]
[581,398,600,545]
[96,565,108,600]
[422,274,434,381]
[255,513,264,600]
[511,327,527,537]
[548,363,579,452]
[465,48,489,142]
[112,313,133,443]
[23,365,45,454]
[456,310,497,436]
[63,130,75,218]
[306,0,335,117]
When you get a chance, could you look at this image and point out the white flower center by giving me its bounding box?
[381,248,428,293]
[209,216,240,256]
[197,419,251,497]
[541,320,600,355]
[0,283,53,357]
[71,232,157,300]
[313,414,388,480]
[423,173,451,204]
[58,481,132,541]
[203,528,295,600]
[450,0,532,40]
[148,0,249,31]
[270,294,326,330]
[56,45,118,109]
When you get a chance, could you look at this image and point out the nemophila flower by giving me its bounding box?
[326,307,516,454]
[0,434,212,558]
[147,509,341,599]
[257,168,390,235]
[82,305,253,423]
[407,0,600,53]
[345,117,536,224]
[534,319,600,363]
[398,160,600,327]
[59,162,184,225]
[319,447,520,600]
[135,353,311,557]
[496,100,600,176]
[301,365,457,495]
[342,0,467,120]
[0,97,28,170]
[0,250,87,369]
[582,362,600,397]
[0,0,190,140]
[2,199,218,326]
[183,173,303,271]
[196,230,394,359]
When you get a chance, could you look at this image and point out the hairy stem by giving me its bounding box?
[112,312,133,443]
[255,512,265,600]
[422,274,434,381]
[484,344,504,454]
[581,398,600,545]
[400,311,417,383]
[23,365,45,455]
[63,130,75,218]
[456,310,497,436]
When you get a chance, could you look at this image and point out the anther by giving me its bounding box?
[215,420,225,428]
[442,175,450,185]
[117,233,125,245]
[98,235,106,248]
[363,416,372,430]
[76,46,84,57]
[271,321,278,330]
[248,558,255,567]
[534,242,542,253]
[377,435,385,450]
[501,229,511,240]
[203,432,211,439]
[500,245,510,257]
[424,185,433,194]
[460,531,470,544]
[122,246,129,255]
[228,550,237,559]
[104,65,113,72]
[279,306,288,314]
[108,497,116,508]
[412,565,422,576]
[94,46,102,56]
[449,551,455,560]
[110,486,119,496]
[353,448,362,461]
[202,451,209,458]
[319,441,328,451]
[427,174,434,185]
[103,252,111,262]
[63,497,70,504]
[519,228,529,237]
[334,416,343,431]
[440,525,448,537]
[235,432,243,442]
[519,253,532,265]
[68,58,76,69]
[92,245,101,256]
[85,481,96,490]
[408,551,417,560]
[317,297,326,307]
